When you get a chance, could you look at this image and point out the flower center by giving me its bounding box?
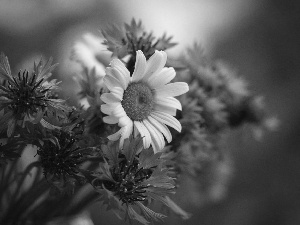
[103,156,153,204]
[121,82,154,121]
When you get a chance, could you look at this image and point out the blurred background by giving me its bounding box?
[1,0,300,224]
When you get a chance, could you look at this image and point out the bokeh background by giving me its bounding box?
[1,0,300,224]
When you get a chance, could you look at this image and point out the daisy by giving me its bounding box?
[100,50,189,153]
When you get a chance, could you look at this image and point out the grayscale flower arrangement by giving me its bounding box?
[0,19,277,225]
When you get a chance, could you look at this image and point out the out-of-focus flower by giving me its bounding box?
[0,53,70,137]
[178,43,278,135]
[88,136,190,225]
[100,50,189,152]
[246,96,279,140]
[71,33,107,77]
[71,33,110,109]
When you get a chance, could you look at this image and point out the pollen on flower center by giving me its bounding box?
[121,82,154,121]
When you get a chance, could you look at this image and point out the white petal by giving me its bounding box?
[148,115,172,143]
[119,120,133,149]
[155,96,182,110]
[110,59,130,85]
[118,115,132,127]
[101,103,118,115]
[103,115,119,124]
[100,93,120,104]
[148,67,176,88]
[142,50,167,81]
[134,124,139,137]
[134,121,151,149]
[103,74,122,91]
[151,111,182,132]
[155,82,189,97]
[106,67,128,90]
[143,119,165,153]
[112,103,127,118]
[154,104,177,116]
[111,87,124,100]
[132,50,147,82]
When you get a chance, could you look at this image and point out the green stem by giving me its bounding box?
[13,161,41,200]
[0,159,19,201]
[0,179,49,225]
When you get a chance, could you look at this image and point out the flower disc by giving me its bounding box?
[121,82,154,121]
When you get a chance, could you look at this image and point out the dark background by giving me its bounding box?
[1,0,299,224]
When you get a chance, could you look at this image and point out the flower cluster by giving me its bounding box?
[0,18,277,225]
[169,43,278,179]
[88,136,190,224]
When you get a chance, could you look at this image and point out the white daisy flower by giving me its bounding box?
[100,50,189,153]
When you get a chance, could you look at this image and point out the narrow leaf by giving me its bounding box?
[0,52,12,80]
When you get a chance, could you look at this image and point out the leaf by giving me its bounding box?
[136,201,166,221]
[122,135,143,165]
[127,205,149,225]
[34,57,58,82]
[7,118,16,137]
[0,52,12,80]
[101,24,128,58]
[142,166,175,189]
[43,136,60,148]
[164,196,191,220]
[40,118,61,130]
[138,148,162,170]
[124,19,145,39]
[102,142,119,167]
[155,33,177,50]
[31,109,44,124]
[98,187,124,213]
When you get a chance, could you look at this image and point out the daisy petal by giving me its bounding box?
[103,115,119,124]
[103,74,122,91]
[143,119,165,153]
[101,103,118,115]
[100,93,120,104]
[110,59,130,85]
[143,50,167,81]
[111,87,124,100]
[107,67,128,90]
[118,115,131,127]
[148,67,176,88]
[148,116,172,143]
[134,124,139,137]
[154,104,177,116]
[151,111,182,132]
[112,103,127,118]
[134,121,151,149]
[119,120,133,148]
[155,96,182,110]
[132,50,147,82]
[155,82,189,97]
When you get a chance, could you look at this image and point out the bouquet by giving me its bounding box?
[0,19,277,225]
